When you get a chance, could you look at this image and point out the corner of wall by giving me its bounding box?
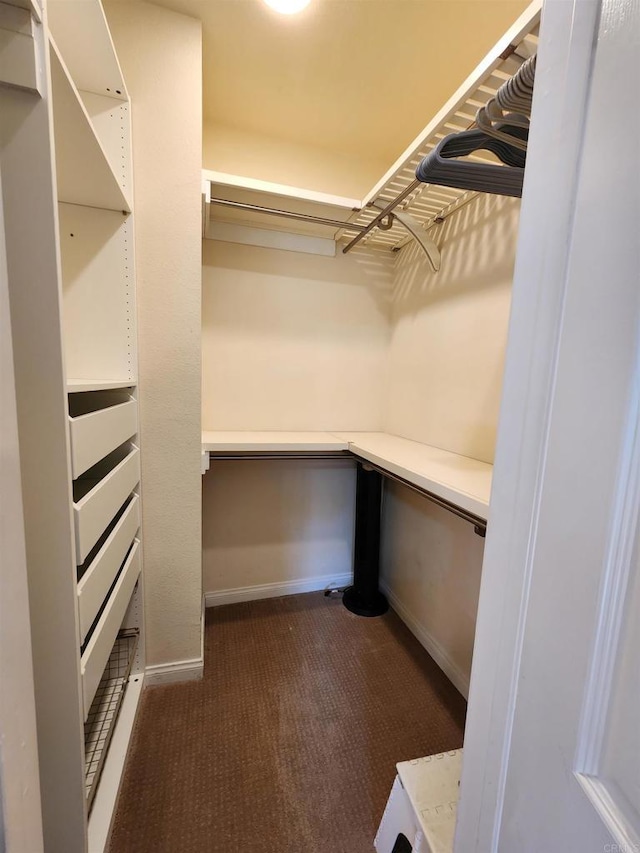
[106,0,204,670]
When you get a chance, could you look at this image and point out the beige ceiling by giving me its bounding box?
[150,0,531,165]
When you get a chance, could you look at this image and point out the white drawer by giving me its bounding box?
[81,540,141,719]
[69,400,137,479]
[73,448,140,564]
[77,496,140,643]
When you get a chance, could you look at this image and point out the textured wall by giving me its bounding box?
[202,240,392,431]
[201,238,390,600]
[106,1,203,668]
[385,194,519,464]
[203,459,356,598]
[380,194,521,693]
[381,484,485,697]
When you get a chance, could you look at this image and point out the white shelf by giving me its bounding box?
[338,432,491,520]
[202,431,350,453]
[202,170,360,210]
[203,430,492,519]
[47,0,127,100]
[50,39,130,213]
[67,379,136,394]
[203,174,363,243]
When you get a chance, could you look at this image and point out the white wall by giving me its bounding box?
[203,459,355,601]
[203,121,387,200]
[380,194,521,694]
[385,194,519,464]
[201,237,391,600]
[381,485,485,698]
[106,1,203,670]
[202,239,392,431]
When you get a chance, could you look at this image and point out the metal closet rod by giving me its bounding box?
[341,178,421,255]
[359,459,487,537]
[209,198,367,232]
[208,451,353,461]
[208,450,487,536]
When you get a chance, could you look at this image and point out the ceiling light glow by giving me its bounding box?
[263,0,311,14]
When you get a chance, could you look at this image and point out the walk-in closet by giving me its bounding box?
[3,0,638,851]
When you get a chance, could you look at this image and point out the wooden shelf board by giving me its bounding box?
[335,432,492,520]
[67,379,136,394]
[47,0,127,100]
[202,431,350,453]
[203,170,361,211]
[202,430,492,519]
[50,40,130,213]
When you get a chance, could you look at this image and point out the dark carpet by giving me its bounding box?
[107,593,466,853]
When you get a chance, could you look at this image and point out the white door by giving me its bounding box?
[456,0,640,851]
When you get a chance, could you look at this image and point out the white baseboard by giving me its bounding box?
[380,579,470,699]
[205,573,352,608]
[144,656,203,686]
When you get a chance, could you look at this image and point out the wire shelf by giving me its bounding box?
[84,628,138,809]
[338,18,540,252]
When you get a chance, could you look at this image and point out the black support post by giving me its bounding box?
[343,462,389,617]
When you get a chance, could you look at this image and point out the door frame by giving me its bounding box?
[454,1,603,849]
[0,165,45,853]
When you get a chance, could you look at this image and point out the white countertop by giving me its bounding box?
[202,430,492,520]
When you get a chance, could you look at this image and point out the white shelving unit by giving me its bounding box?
[2,0,144,849]
[67,379,136,393]
[50,0,145,836]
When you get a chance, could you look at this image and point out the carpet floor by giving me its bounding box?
[107,593,466,853]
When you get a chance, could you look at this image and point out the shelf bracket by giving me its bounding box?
[201,180,211,238]
[370,201,441,273]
